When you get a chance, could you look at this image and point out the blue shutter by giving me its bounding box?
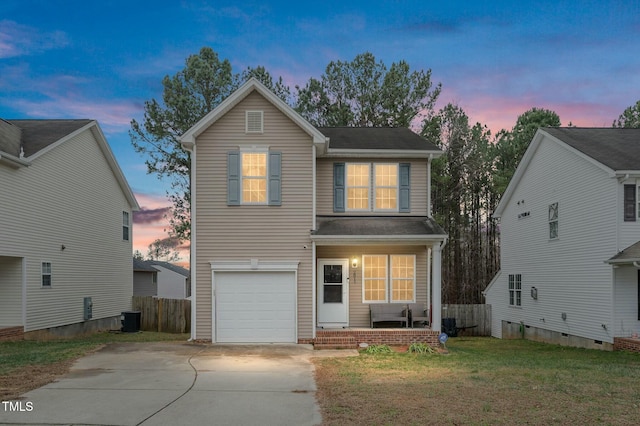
[334,163,345,212]
[268,151,282,206]
[227,151,240,205]
[399,163,410,213]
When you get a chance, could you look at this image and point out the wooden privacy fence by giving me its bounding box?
[131,296,190,333]
[441,304,491,336]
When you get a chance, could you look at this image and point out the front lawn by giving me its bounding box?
[313,337,640,425]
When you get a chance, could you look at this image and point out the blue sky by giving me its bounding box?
[1,0,638,258]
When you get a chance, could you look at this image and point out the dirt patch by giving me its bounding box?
[0,360,75,401]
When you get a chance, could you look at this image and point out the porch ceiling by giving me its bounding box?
[311,216,447,245]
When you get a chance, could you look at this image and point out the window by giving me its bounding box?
[363,254,415,303]
[122,211,130,241]
[335,163,410,213]
[346,164,370,210]
[227,151,281,206]
[241,152,267,203]
[508,274,521,306]
[375,164,398,210]
[624,185,636,222]
[548,203,558,239]
[42,262,52,287]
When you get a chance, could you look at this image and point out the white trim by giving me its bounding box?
[0,151,31,168]
[390,254,417,303]
[373,163,400,212]
[210,259,300,271]
[427,155,432,217]
[180,78,326,146]
[189,145,197,340]
[317,258,350,327]
[240,151,269,205]
[322,148,443,159]
[362,254,389,303]
[312,241,317,338]
[21,257,27,327]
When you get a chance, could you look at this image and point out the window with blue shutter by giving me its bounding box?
[228,150,281,205]
[334,163,345,212]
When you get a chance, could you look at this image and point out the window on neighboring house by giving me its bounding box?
[42,262,52,287]
[362,254,416,303]
[335,163,410,213]
[624,184,636,222]
[227,151,281,206]
[548,202,558,239]
[122,211,130,241]
[508,274,521,306]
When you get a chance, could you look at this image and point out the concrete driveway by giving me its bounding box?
[0,341,356,426]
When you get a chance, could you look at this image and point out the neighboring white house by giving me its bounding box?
[0,119,139,338]
[133,258,190,299]
[484,127,640,350]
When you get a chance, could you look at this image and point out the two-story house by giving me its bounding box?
[180,78,447,346]
[0,119,139,339]
[484,127,640,351]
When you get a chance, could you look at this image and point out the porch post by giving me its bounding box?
[431,242,442,333]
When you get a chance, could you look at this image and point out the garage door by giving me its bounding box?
[215,271,296,343]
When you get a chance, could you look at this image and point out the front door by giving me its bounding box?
[317,259,349,327]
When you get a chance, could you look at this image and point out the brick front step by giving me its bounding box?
[614,337,640,353]
[314,336,357,350]
[315,328,440,349]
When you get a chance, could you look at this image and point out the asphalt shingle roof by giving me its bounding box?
[543,127,640,171]
[4,119,92,157]
[317,127,441,151]
[608,241,640,263]
[314,217,446,236]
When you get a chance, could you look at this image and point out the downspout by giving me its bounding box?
[183,143,197,342]
[427,154,433,218]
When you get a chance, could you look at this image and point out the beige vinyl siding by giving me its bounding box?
[487,135,618,343]
[194,91,313,340]
[0,257,23,326]
[133,272,157,296]
[613,266,639,336]
[316,245,428,327]
[316,158,428,216]
[0,129,133,332]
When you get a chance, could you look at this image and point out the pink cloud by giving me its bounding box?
[0,20,69,58]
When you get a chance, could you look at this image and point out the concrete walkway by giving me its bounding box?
[0,341,357,426]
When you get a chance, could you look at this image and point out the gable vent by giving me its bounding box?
[246,111,263,133]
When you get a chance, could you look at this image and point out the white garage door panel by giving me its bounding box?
[215,271,296,343]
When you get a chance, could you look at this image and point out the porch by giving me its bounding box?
[312,327,440,349]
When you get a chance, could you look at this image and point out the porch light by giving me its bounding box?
[352,258,358,269]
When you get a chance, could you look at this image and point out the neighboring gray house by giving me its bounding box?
[485,128,640,350]
[133,258,190,299]
[180,78,447,344]
[0,119,139,338]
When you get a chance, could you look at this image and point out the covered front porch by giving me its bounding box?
[310,217,447,349]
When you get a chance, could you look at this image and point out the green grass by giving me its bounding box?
[0,331,188,375]
[314,337,640,425]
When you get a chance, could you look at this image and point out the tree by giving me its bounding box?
[130,47,289,241]
[613,100,640,128]
[295,52,441,127]
[146,238,181,262]
[133,250,144,261]
[493,107,561,195]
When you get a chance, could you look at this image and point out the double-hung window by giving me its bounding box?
[335,162,410,212]
[241,152,267,203]
[362,254,415,303]
[122,211,130,241]
[548,203,558,239]
[624,185,636,222]
[227,150,281,206]
[42,262,52,287]
[508,274,521,306]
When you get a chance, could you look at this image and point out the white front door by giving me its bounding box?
[317,259,349,327]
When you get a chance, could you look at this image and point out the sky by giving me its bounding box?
[1,0,639,264]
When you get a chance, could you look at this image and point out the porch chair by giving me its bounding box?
[408,303,430,328]
[370,303,408,328]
